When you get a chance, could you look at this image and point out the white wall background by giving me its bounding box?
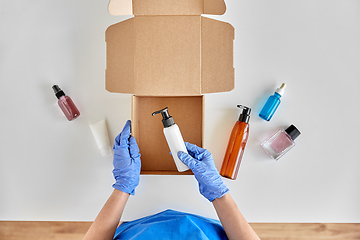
[0,0,359,223]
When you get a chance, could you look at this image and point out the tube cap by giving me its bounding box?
[285,124,301,140]
[100,146,113,156]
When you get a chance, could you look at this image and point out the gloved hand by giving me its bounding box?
[112,120,141,195]
[178,142,229,202]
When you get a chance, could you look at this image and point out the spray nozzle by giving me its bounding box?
[152,107,175,128]
[237,105,251,123]
[52,85,65,99]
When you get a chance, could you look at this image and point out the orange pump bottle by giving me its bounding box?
[220,105,251,180]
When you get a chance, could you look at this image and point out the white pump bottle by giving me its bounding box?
[152,107,189,172]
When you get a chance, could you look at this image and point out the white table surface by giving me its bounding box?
[1,0,359,223]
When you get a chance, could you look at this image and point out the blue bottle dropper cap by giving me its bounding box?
[275,83,286,96]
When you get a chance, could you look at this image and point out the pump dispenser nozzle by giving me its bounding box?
[237,105,251,123]
[152,107,175,128]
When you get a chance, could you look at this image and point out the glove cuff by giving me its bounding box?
[209,186,229,202]
[112,183,135,195]
[200,181,229,202]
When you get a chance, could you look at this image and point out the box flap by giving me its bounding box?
[108,0,226,16]
[133,16,201,96]
[203,0,226,15]
[105,18,135,93]
[106,16,202,96]
[201,17,234,93]
[106,16,234,95]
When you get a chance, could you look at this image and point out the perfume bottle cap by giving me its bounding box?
[275,83,286,96]
[52,85,65,99]
[152,107,175,128]
[285,124,301,140]
[237,105,251,123]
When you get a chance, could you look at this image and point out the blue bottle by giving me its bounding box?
[259,83,286,121]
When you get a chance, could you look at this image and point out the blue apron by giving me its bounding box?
[113,209,228,239]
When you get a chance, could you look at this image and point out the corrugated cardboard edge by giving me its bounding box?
[202,96,205,147]
[131,96,137,140]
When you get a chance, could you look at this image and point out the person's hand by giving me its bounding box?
[112,120,141,195]
[178,142,229,202]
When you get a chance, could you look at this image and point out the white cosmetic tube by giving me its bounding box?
[89,119,113,156]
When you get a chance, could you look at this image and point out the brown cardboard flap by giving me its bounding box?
[105,18,135,94]
[132,96,203,175]
[133,16,201,96]
[133,0,204,16]
[106,16,202,96]
[106,16,234,96]
[108,0,226,16]
[201,17,235,93]
[204,0,226,15]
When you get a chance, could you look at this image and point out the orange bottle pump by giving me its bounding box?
[220,105,251,180]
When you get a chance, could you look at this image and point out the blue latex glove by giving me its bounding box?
[178,142,229,202]
[112,120,141,195]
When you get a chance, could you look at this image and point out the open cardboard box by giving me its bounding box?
[105,0,234,174]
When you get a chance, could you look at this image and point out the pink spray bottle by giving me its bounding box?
[52,85,80,121]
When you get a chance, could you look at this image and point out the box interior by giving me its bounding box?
[132,96,203,174]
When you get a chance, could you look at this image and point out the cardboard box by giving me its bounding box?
[105,0,234,174]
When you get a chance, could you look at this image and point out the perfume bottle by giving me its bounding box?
[261,124,301,160]
[220,105,251,180]
[52,85,80,121]
[259,83,286,121]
